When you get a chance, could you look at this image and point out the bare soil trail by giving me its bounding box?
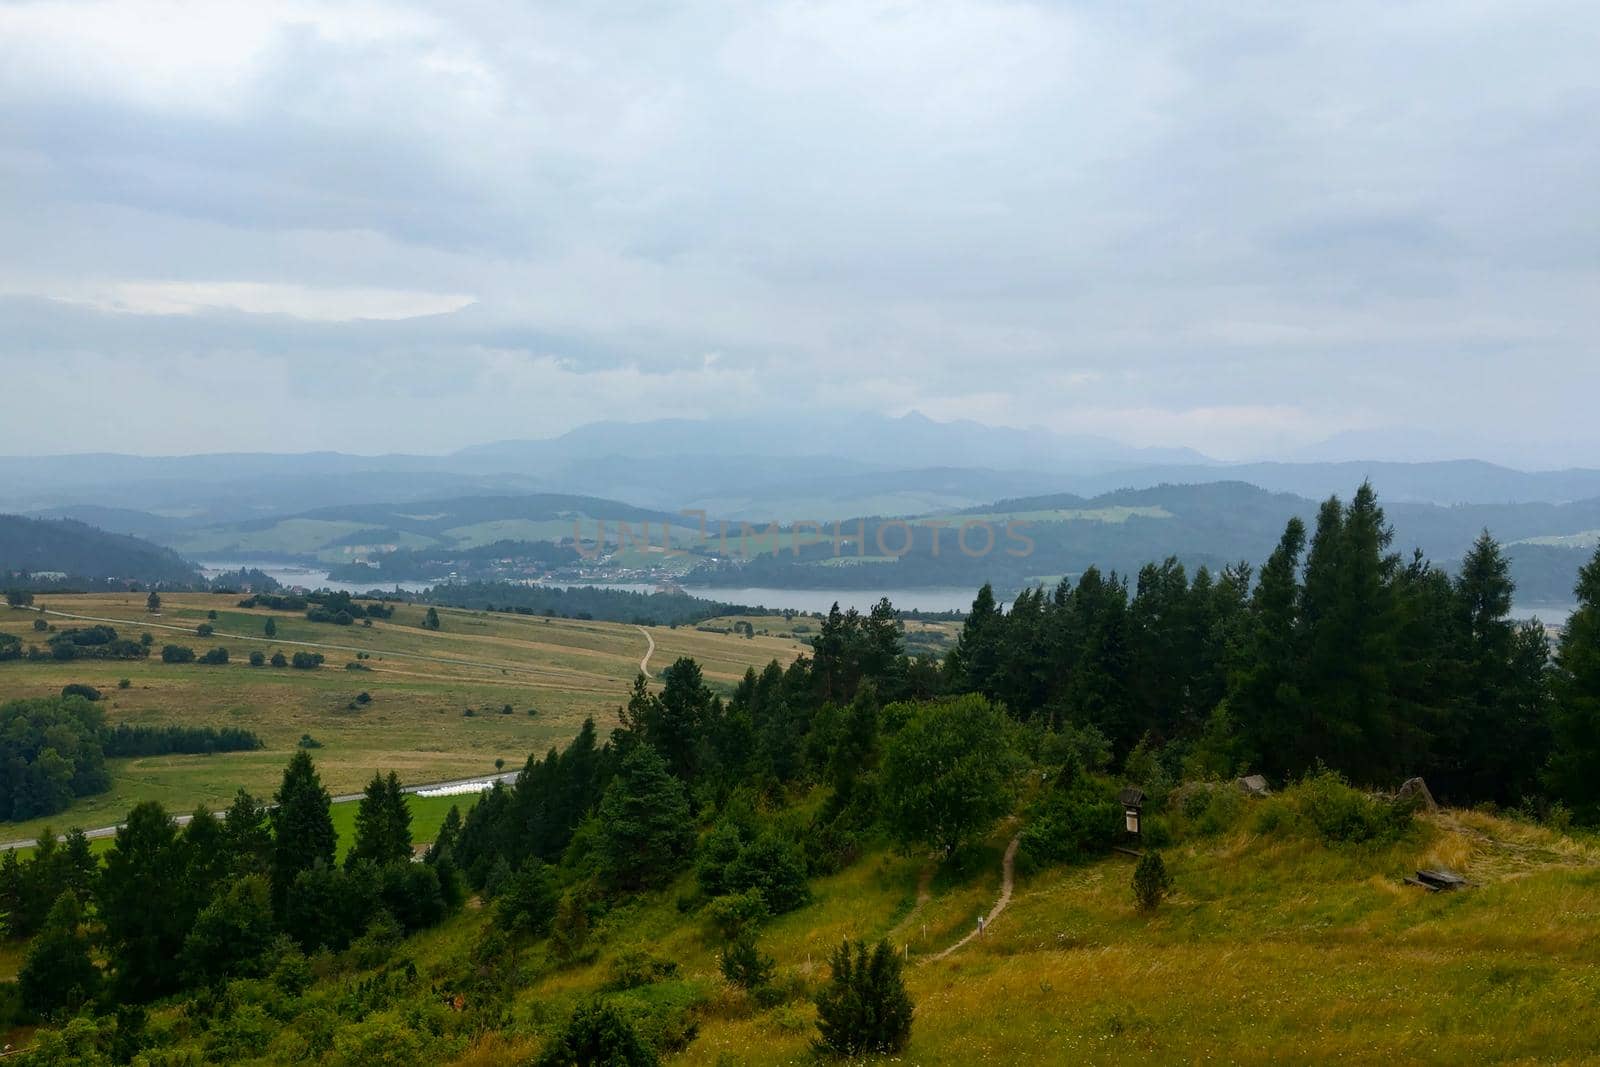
[923,832,1021,964]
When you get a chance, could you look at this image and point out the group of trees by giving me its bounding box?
[0,698,111,821]
[7,481,1600,1062]
[947,484,1583,809]
[0,697,262,821]
[7,752,457,1021]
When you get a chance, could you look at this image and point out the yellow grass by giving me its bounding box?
[0,594,804,842]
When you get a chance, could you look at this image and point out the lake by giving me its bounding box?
[199,561,1579,623]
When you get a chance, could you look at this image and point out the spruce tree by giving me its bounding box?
[1549,547,1600,821]
[222,788,272,875]
[270,751,336,914]
[264,617,277,637]
[99,801,192,996]
[348,770,412,868]
[813,938,913,1057]
[19,891,99,1017]
[595,743,693,891]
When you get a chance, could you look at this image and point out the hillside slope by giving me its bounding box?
[0,514,202,585]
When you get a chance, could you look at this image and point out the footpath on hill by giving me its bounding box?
[921,831,1022,965]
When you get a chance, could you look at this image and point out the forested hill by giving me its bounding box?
[0,515,202,586]
[687,481,1600,601]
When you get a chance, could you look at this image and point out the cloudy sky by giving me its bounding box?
[1,0,1596,464]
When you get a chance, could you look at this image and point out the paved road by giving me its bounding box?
[0,770,519,852]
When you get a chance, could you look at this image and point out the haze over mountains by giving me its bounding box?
[6,414,1600,525]
[3,414,1597,605]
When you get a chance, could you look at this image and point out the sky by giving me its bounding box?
[0,0,1596,465]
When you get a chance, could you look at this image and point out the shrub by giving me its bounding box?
[1018,765,1121,869]
[196,623,214,637]
[32,618,49,632]
[355,691,372,705]
[813,939,913,1058]
[720,929,775,991]
[271,651,288,667]
[249,651,265,667]
[496,862,558,936]
[290,651,324,670]
[298,734,322,749]
[199,646,229,665]
[1285,769,1415,845]
[60,683,102,702]
[161,644,195,663]
[536,1000,657,1067]
[607,948,679,990]
[117,678,131,689]
[706,888,769,940]
[1132,850,1172,912]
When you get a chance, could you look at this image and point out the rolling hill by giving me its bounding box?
[0,514,203,586]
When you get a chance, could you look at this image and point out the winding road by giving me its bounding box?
[636,624,656,675]
[923,832,1021,964]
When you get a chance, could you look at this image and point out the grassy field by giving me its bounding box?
[0,594,805,843]
[410,801,1600,1065]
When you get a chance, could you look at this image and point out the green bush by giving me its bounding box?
[720,929,775,991]
[1018,765,1121,869]
[1132,851,1172,912]
[536,999,657,1067]
[607,948,679,991]
[1288,769,1414,845]
[706,888,769,940]
[813,939,913,1058]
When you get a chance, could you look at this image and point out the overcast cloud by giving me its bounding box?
[0,0,1596,464]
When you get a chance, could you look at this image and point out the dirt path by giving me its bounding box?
[636,625,656,675]
[923,832,1021,964]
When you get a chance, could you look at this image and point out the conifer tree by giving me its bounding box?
[348,770,411,868]
[595,743,693,891]
[1549,547,1600,821]
[813,938,913,1057]
[270,751,336,913]
[99,801,192,996]
[19,891,99,1017]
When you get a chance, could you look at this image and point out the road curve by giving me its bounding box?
[0,770,518,853]
[636,624,656,675]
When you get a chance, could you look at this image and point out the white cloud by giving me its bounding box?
[15,280,475,321]
[0,1,1597,461]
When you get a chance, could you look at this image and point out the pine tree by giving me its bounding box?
[422,606,441,631]
[99,801,192,996]
[264,617,277,638]
[813,938,913,1057]
[348,771,412,868]
[270,751,336,914]
[222,788,272,875]
[1549,547,1600,821]
[19,891,99,1017]
[146,591,161,613]
[536,999,658,1067]
[1230,517,1306,778]
[1132,850,1173,911]
[720,928,775,990]
[180,875,275,985]
[595,743,693,891]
